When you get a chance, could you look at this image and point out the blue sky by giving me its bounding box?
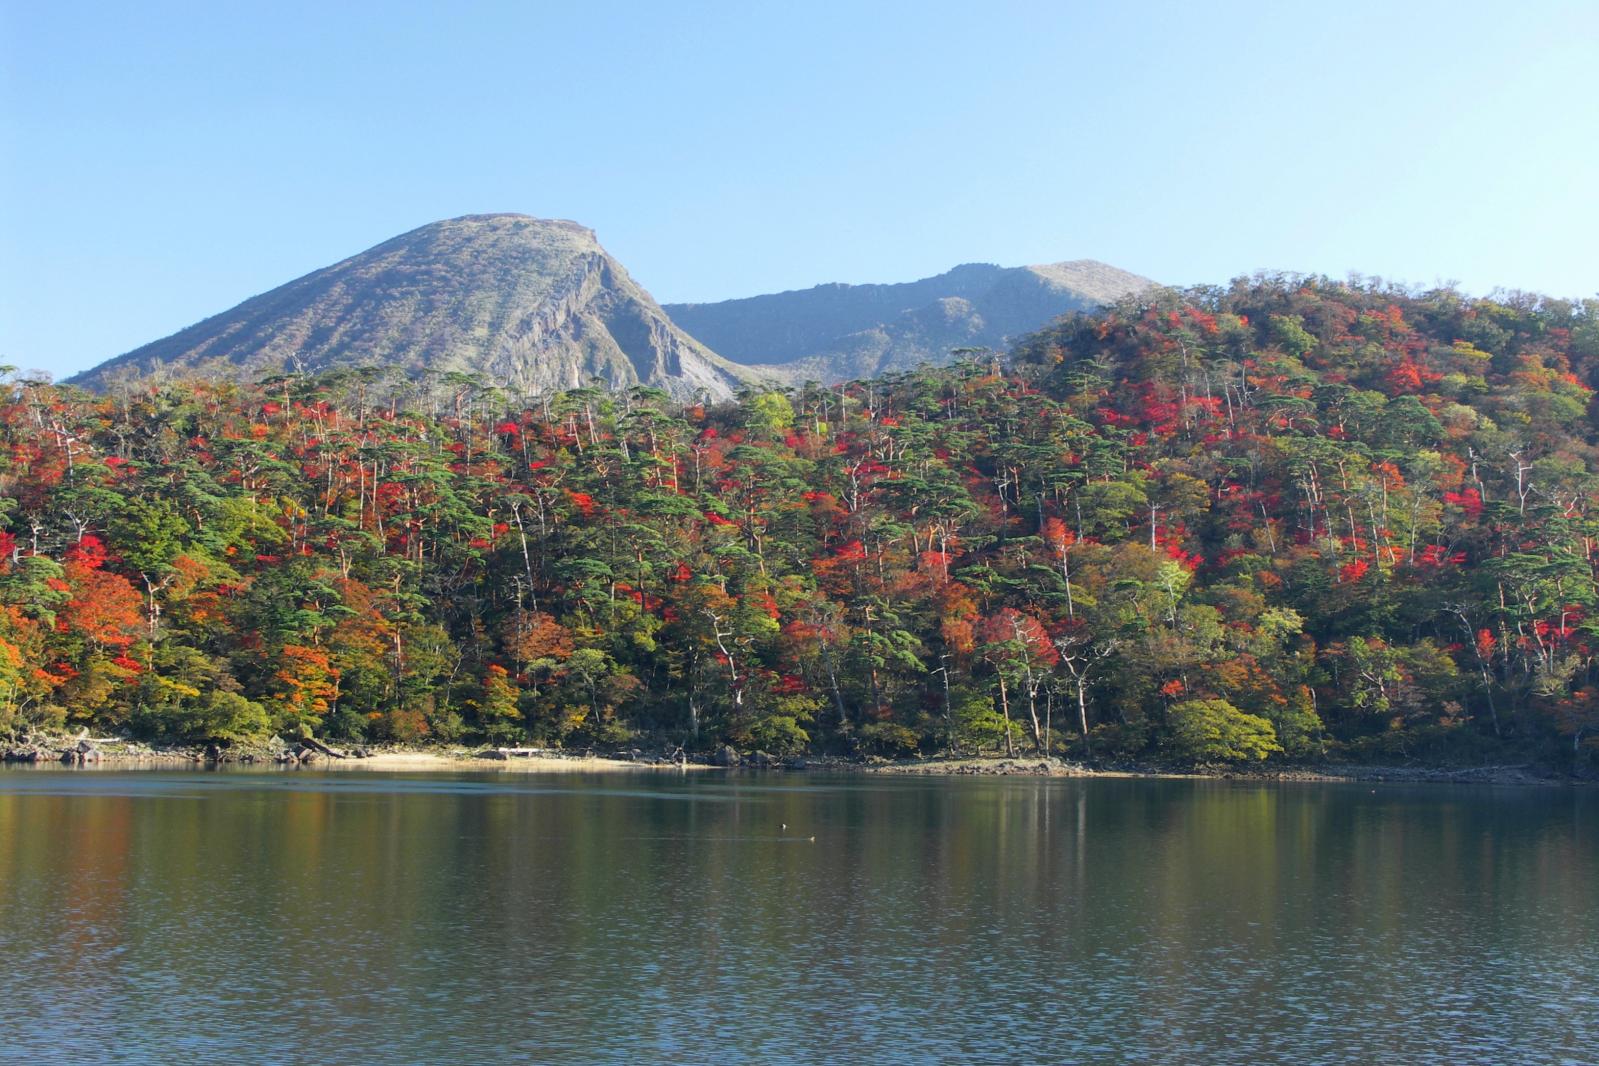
[3,0,1596,379]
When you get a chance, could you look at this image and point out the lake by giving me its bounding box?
[0,770,1593,1064]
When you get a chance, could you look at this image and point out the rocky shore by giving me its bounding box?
[0,732,1579,785]
[864,755,1572,785]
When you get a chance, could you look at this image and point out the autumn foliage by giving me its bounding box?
[1,275,1597,770]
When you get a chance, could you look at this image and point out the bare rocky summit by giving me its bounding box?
[70,214,1153,395]
[71,214,756,400]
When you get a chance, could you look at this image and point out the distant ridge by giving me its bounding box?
[665,259,1155,383]
[71,214,757,400]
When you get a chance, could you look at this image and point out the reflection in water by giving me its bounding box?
[0,772,1593,1064]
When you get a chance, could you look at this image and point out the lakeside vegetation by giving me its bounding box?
[4,276,1598,773]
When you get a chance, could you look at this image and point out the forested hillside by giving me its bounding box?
[5,276,1598,770]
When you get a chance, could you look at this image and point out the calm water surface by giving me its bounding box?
[0,769,1593,1064]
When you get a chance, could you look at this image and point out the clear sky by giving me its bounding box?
[3,0,1596,380]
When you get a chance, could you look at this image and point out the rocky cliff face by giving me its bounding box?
[71,215,755,401]
[665,259,1155,383]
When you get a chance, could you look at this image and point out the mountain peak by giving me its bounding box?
[411,213,595,235]
[664,258,1154,381]
[1023,260,1156,303]
[70,216,753,399]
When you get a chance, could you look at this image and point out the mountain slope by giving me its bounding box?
[665,259,1154,382]
[71,214,756,400]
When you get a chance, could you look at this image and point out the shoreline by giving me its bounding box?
[864,756,1574,786]
[1,737,1581,785]
[0,740,713,775]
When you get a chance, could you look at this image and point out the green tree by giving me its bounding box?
[1165,699,1282,763]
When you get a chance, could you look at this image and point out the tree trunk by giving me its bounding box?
[1025,685,1045,755]
[1077,681,1092,757]
[996,673,1015,757]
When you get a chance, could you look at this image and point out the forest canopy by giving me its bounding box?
[4,274,1598,770]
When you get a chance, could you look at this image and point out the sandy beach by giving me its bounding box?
[330,751,710,773]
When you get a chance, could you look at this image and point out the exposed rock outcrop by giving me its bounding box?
[71,214,757,401]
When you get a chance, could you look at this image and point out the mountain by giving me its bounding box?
[70,214,757,400]
[664,259,1155,383]
[70,215,1153,395]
